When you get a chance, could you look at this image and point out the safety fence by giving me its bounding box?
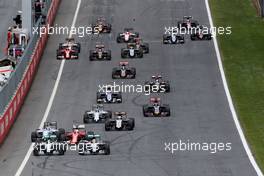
[0,0,61,144]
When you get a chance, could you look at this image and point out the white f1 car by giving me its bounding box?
[83,104,112,123]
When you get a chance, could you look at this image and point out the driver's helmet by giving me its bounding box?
[91,138,96,143]
[94,106,100,112]
[106,86,112,92]
[45,126,51,131]
[116,115,122,119]
[155,78,160,83]
[153,103,159,106]
[121,64,126,69]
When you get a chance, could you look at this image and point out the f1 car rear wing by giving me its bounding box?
[114,112,127,116]
[127,43,136,47]
[119,61,128,66]
[44,121,57,129]
[65,37,75,42]
[124,28,134,32]
[73,124,85,130]
[95,44,105,49]
[183,16,193,20]
[92,104,104,109]
[151,75,162,79]
[150,97,161,103]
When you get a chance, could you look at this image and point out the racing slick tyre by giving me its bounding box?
[131,68,136,78]
[105,121,111,131]
[116,34,122,43]
[83,116,92,124]
[127,119,135,130]
[164,83,170,93]
[121,50,127,58]
[142,106,149,117]
[31,132,38,142]
[138,52,143,58]
[144,44,149,53]
[190,35,196,41]
[59,134,66,141]
[117,94,122,103]
[106,51,112,60]
[164,105,171,116]
[33,149,40,156]
[58,148,65,155]
[58,128,65,135]
[77,43,81,53]
[103,142,110,155]
[105,111,112,119]
[112,68,118,79]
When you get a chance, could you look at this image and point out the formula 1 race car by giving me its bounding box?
[112,61,136,79]
[143,97,170,117]
[65,124,87,145]
[144,75,170,93]
[0,57,16,87]
[190,26,212,41]
[78,134,110,155]
[92,17,112,34]
[89,44,111,61]
[97,87,122,103]
[116,28,139,43]
[163,33,185,44]
[83,104,112,123]
[121,43,143,58]
[57,38,81,60]
[177,16,199,30]
[105,112,135,131]
[33,139,66,156]
[31,121,65,142]
[134,38,149,53]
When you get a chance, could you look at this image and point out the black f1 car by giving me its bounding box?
[144,75,170,93]
[121,43,143,58]
[190,26,212,40]
[105,112,134,131]
[89,44,111,61]
[83,104,112,123]
[97,87,122,103]
[31,121,65,142]
[134,38,149,53]
[112,61,136,79]
[57,38,81,60]
[92,17,111,34]
[163,33,185,44]
[78,134,110,155]
[177,16,199,30]
[116,28,139,43]
[143,97,170,117]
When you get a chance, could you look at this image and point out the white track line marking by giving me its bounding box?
[205,0,263,175]
[14,0,82,176]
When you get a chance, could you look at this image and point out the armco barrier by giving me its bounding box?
[0,0,61,144]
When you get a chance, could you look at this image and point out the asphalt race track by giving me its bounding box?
[0,0,259,175]
[0,0,21,58]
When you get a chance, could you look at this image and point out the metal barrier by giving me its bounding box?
[0,0,60,144]
[0,0,52,114]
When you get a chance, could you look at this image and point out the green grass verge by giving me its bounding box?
[209,0,264,171]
